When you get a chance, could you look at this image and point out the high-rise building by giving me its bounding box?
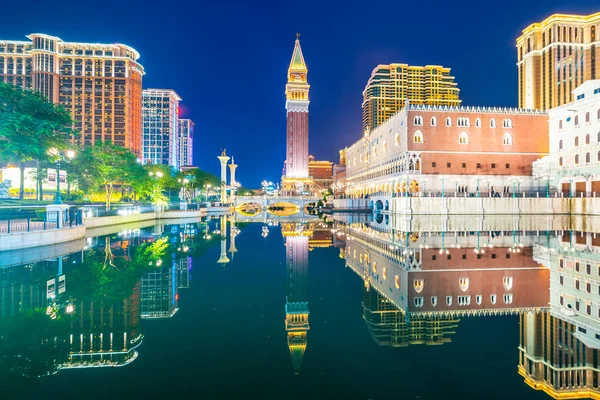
[0,33,144,154]
[140,263,179,319]
[178,118,194,167]
[142,89,181,168]
[362,64,461,132]
[281,34,313,195]
[517,12,600,110]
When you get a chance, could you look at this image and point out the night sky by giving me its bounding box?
[2,0,598,187]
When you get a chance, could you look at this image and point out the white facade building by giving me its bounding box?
[142,89,182,169]
[535,80,600,196]
[178,119,194,167]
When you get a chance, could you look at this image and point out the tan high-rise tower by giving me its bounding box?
[517,12,600,110]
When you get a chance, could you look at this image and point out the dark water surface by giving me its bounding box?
[2,215,593,399]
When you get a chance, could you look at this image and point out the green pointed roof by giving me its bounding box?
[289,37,307,72]
[289,344,306,375]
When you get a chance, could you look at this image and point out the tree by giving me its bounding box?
[69,142,139,210]
[0,83,75,199]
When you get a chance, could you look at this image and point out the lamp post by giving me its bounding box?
[512,179,517,199]
[441,176,446,198]
[49,149,75,204]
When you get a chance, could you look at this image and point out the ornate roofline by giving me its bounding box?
[407,104,547,115]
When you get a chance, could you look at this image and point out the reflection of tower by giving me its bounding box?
[228,214,238,259]
[283,223,311,374]
[519,311,600,398]
[217,152,230,204]
[217,215,230,266]
[141,263,179,319]
[64,282,143,368]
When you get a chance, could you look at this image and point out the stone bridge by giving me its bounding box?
[233,195,320,214]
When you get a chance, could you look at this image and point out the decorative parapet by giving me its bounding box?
[407,104,547,115]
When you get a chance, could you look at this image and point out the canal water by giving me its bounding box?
[1,214,594,399]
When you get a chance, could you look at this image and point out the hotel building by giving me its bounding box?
[533,80,600,196]
[140,263,179,319]
[178,118,194,167]
[142,89,181,168]
[362,64,461,132]
[341,103,548,198]
[0,33,144,154]
[517,12,600,110]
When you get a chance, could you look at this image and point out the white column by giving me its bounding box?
[217,154,230,204]
[229,159,238,201]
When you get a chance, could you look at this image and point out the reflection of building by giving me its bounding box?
[281,35,313,196]
[332,149,347,196]
[178,118,194,168]
[282,222,311,374]
[64,283,142,368]
[362,63,461,132]
[343,106,548,196]
[142,89,182,168]
[519,312,600,399]
[517,12,600,110]
[176,256,191,289]
[141,263,179,319]
[308,156,333,193]
[0,33,144,154]
[533,80,600,196]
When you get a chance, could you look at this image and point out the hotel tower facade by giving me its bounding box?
[517,12,600,110]
[0,33,144,154]
[142,89,181,168]
[362,64,461,132]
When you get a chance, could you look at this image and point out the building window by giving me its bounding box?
[586,153,591,163]
[506,253,510,259]
[503,277,513,290]
[490,118,497,128]
[586,134,591,145]
[413,131,424,143]
[505,163,510,169]
[432,255,436,260]
[503,118,513,128]
[414,279,424,293]
[414,297,424,307]
[446,117,452,126]
[492,253,497,259]
[446,296,452,306]
[395,133,400,146]
[431,117,437,126]
[462,254,466,260]
[491,163,496,169]
[503,294,513,304]
[586,112,590,123]
[502,133,513,145]
[587,264,591,274]
[476,163,481,168]
[576,279,580,290]
[587,282,591,293]
[395,275,400,289]
[432,162,436,168]
[575,115,579,126]
[560,275,564,285]
[476,295,482,305]
[490,294,497,304]
[559,157,563,166]
[414,116,423,125]
[459,278,469,291]
[575,154,579,165]
[447,162,451,168]
[559,120,563,130]
[475,118,481,127]
[559,139,563,150]
[458,132,469,144]
[431,296,437,307]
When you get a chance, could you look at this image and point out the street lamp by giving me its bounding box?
[48,148,75,204]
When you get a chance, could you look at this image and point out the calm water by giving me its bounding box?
[1,214,596,399]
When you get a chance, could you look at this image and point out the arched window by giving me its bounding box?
[503,277,513,291]
[559,139,563,150]
[586,153,591,163]
[503,294,513,304]
[575,137,579,147]
[502,133,513,145]
[413,131,424,143]
[586,134,590,145]
[446,296,453,306]
[458,132,469,144]
[414,279,424,293]
[490,118,497,128]
[446,117,452,126]
[559,120,563,130]
[372,261,377,274]
[575,154,579,165]
[586,112,590,123]
[414,297,424,307]
[597,109,600,120]
[503,118,513,128]
[395,133,400,146]
[395,275,400,289]
[490,294,497,304]
[598,151,600,162]
[575,115,579,125]
[476,295,482,305]
[459,278,469,292]
[475,118,481,127]
[382,267,387,280]
[414,116,423,125]
[430,116,437,126]
[431,296,437,307]
[559,157,563,166]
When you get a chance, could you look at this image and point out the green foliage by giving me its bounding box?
[68,237,170,304]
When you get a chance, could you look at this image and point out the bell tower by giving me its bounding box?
[282,34,313,195]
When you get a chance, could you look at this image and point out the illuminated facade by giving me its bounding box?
[517,12,600,110]
[0,33,144,154]
[142,89,181,168]
[282,222,310,375]
[281,35,313,195]
[308,156,333,193]
[362,64,461,132]
[533,80,600,196]
[140,263,179,319]
[178,118,194,167]
[343,104,549,197]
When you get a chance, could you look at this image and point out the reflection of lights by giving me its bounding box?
[66,304,74,314]
[156,259,163,266]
